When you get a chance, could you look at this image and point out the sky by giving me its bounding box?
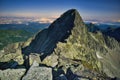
[0,0,120,22]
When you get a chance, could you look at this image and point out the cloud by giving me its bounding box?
[39,18,54,23]
[33,17,58,23]
[117,20,120,22]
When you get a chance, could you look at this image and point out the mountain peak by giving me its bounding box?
[61,9,79,17]
[23,9,85,59]
[50,9,82,25]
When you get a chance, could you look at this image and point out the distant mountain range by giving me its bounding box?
[0,22,49,50]
[0,22,49,33]
[0,30,32,50]
[86,23,120,42]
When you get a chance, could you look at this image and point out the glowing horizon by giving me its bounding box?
[0,0,120,22]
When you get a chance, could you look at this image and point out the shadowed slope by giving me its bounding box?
[22,9,85,60]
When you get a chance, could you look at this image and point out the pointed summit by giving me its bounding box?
[57,9,81,21]
[22,9,86,59]
[48,9,84,31]
[59,9,84,25]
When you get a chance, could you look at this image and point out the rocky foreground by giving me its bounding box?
[0,9,120,80]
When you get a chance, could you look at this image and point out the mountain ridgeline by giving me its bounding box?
[22,9,85,59]
[0,9,120,80]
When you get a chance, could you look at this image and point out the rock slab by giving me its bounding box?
[22,61,52,80]
[0,69,26,80]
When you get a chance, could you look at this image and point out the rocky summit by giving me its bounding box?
[0,9,120,80]
[22,9,85,60]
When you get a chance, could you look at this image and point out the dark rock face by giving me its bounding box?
[103,27,120,42]
[22,9,84,59]
[0,61,18,70]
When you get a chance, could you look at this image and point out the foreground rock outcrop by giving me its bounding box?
[0,9,120,80]
[0,69,26,80]
[22,61,52,80]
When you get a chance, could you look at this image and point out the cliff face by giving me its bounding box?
[0,9,120,80]
[22,9,85,59]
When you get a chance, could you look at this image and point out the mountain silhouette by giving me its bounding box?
[22,9,85,60]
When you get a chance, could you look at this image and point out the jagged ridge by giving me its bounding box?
[22,9,85,59]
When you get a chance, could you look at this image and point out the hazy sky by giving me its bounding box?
[0,0,120,22]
